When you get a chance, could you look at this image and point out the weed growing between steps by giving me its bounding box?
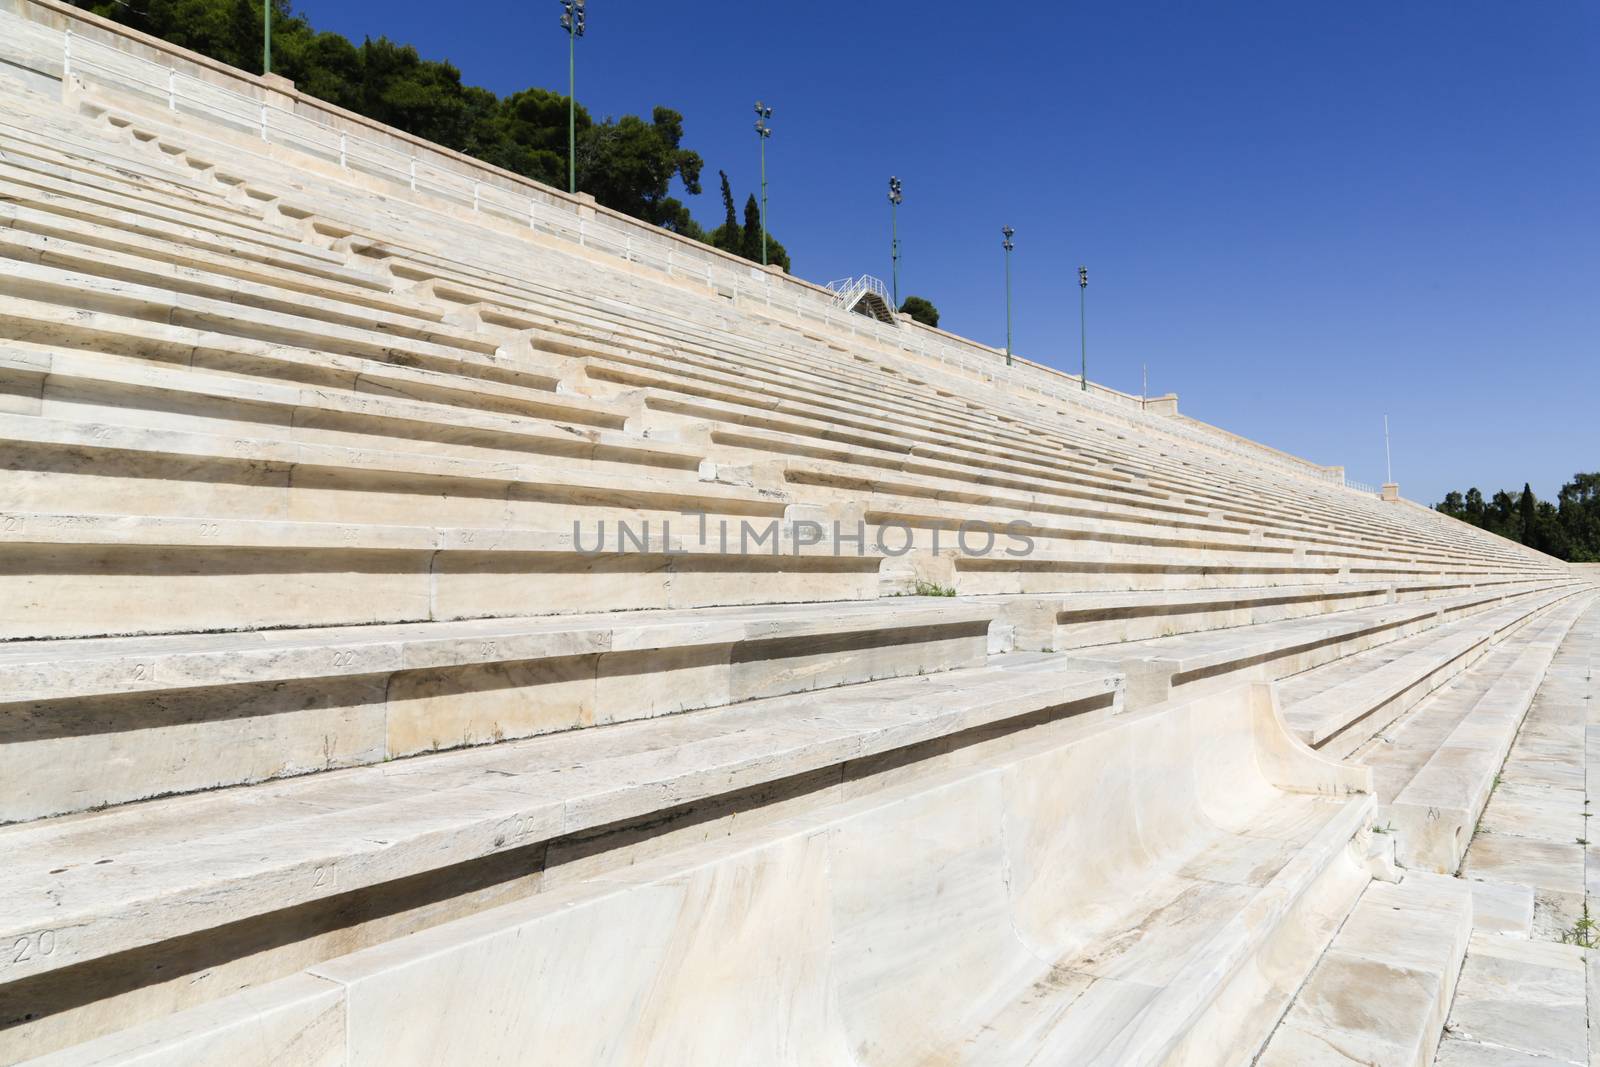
[1560,902,1599,948]
[887,580,956,597]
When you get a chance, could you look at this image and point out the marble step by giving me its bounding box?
[0,661,1123,985]
[6,683,1365,1065]
[1062,585,1571,709]
[0,214,491,349]
[0,298,633,444]
[1434,935,1591,1066]
[0,157,376,283]
[1281,588,1579,753]
[9,89,1548,575]
[356,263,1504,572]
[983,579,1498,652]
[1256,871,1471,1066]
[0,258,530,383]
[0,123,245,217]
[0,169,321,267]
[1382,596,1590,873]
[390,283,1548,575]
[0,143,283,242]
[0,510,888,641]
[0,412,773,526]
[0,303,613,432]
[0,598,999,820]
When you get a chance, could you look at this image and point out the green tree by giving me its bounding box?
[732,193,789,271]
[1559,473,1600,562]
[71,0,718,239]
[708,171,742,255]
[719,172,739,237]
[1517,483,1538,546]
[705,176,788,269]
[741,194,763,262]
[465,87,586,189]
[899,296,940,328]
[1434,473,1600,562]
[577,107,702,228]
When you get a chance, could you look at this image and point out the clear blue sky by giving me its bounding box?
[299,0,1597,503]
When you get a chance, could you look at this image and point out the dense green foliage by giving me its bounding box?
[1434,473,1600,561]
[898,295,939,328]
[74,0,786,266]
[701,172,790,271]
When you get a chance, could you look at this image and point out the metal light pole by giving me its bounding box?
[888,176,903,307]
[262,0,271,74]
[1078,264,1088,390]
[1002,226,1015,366]
[560,0,586,195]
[754,102,773,266]
[1384,414,1393,484]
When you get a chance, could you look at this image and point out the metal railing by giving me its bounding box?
[825,274,891,310]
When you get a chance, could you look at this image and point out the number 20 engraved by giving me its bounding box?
[8,931,57,966]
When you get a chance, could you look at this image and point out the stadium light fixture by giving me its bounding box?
[1384,414,1393,484]
[754,102,773,266]
[888,176,904,307]
[560,0,587,195]
[1078,264,1088,391]
[1002,226,1015,366]
[263,0,271,74]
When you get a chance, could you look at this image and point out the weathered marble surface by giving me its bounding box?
[11,684,1370,1065]
[0,599,992,820]
[1257,872,1470,1067]
[0,663,1120,985]
[0,35,1587,1066]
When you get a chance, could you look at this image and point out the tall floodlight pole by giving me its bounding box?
[263,0,271,73]
[754,102,773,266]
[1384,414,1393,484]
[560,0,586,195]
[1078,264,1089,390]
[888,176,904,307]
[1002,226,1015,366]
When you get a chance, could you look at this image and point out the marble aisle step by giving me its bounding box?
[0,161,373,283]
[0,198,455,324]
[1060,585,1571,709]
[1280,589,1577,753]
[1381,593,1597,876]
[0,330,631,472]
[983,579,1500,652]
[0,335,623,439]
[1256,871,1471,1067]
[0,144,284,244]
[1434,935,1590,1066]
[0,168,322,267]
[0,225,519,366]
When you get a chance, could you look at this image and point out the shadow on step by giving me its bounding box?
[0,690,1115,1060]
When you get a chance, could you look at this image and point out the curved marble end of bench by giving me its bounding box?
[1250,682,1374,798]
